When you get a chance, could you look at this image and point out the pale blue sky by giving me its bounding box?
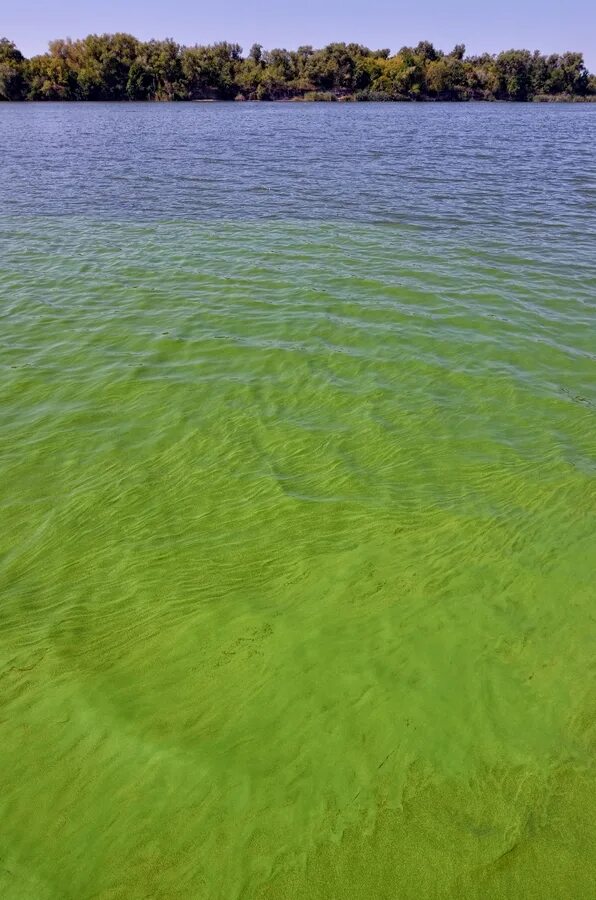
[4,0,596,70]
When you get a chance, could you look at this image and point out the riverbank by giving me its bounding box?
[4,92,596,103]
[1,35,594,102]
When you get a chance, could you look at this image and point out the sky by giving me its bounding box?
[3,0,596,70]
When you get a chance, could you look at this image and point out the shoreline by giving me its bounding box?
[3,94,596,104]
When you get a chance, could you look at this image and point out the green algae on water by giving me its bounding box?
[1,103,595,899]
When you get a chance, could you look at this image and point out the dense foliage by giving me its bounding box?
[1,35,595,101]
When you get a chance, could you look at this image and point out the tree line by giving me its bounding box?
[1,35,595,102]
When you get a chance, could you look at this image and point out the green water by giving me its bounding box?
[1,104,596,898]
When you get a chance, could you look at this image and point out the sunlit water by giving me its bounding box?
[1,103,595,899]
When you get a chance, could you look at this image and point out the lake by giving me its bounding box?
[1,102,595,899]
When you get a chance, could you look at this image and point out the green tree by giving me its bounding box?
[0,32,592,103]
[449,44,466,60]
[25,50,79,100]
[494,49,533,100]
[248,44,263,65]
[414,40,440,62]
[130,39,185,100]
[0,38,25,100]
[182,42,242,99]
[426,56,467,99]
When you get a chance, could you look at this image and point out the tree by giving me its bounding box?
[0,38,25,100]
[249,44,263,65]
[426,56,467,99]
[25,51,79,99]
[136,39,185,100]
[182,42,242,100]
[52,33,142,99]
[414,41,440,62]
[494,49,533,100]
[0,33,592,102]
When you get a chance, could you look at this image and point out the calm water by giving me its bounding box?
[1,103,595,899]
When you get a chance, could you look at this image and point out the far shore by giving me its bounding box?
[1,36,594,103]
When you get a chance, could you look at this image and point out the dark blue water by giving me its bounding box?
[1,103,595,238]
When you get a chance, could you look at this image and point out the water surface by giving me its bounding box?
[1,103,595,899]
